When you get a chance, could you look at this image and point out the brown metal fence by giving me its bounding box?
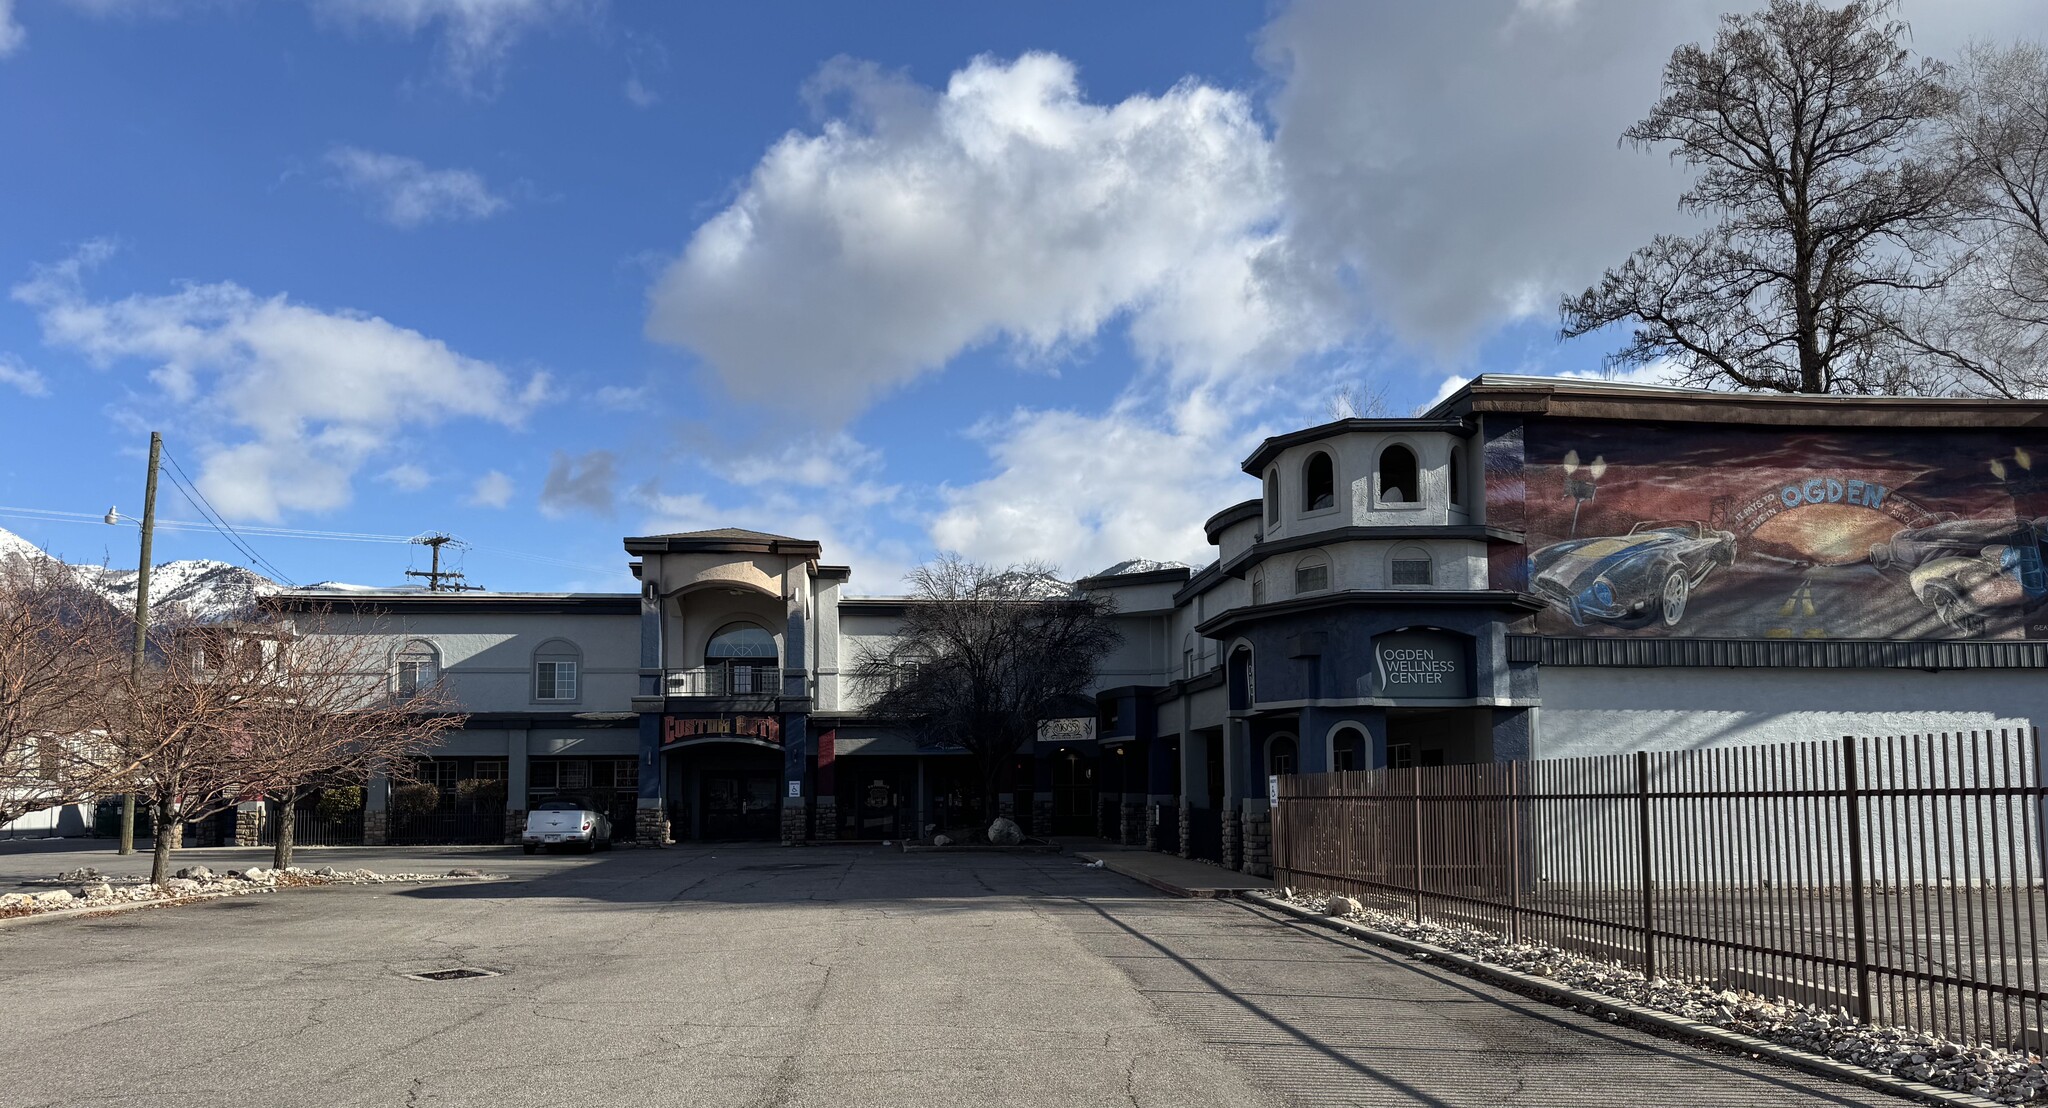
[1273,728,2048,1050]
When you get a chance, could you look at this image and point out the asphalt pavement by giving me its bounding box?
[0,840,1909,1107]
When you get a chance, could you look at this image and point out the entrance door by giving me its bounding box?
[1051,748,1096,836]
[700,771,779,840]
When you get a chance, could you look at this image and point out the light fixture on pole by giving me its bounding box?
[1562,450,1606,538]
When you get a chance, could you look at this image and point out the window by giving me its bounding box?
[530,762,560,790]
[422,759,458,791]
[1182,633,1196,680]
[1302,451,1335,512]
[1294,554,1330,595]
[1250,569,1267,606]
[1332,728,1367,772]
[1387,743,1415,770]
[1267,735,1298,776]
[396,641,439,697]
[1448,446,1465,508]
[562,761,590,790]
[706,622,777,662]
[471,760,506,781]
[1378,444,1419,505]
[616,760,639,789]
[1390,545,1433,586]
[1264,469,1280,524]
[534,638,581,702]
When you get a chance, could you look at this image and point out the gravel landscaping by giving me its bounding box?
[0,864,494,919]
[1277,888,2048,1105]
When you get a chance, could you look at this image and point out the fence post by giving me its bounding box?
[1412,771,1424,923]
[1508,760,1522,945]
[1841,734,1874,1024]
[1636,750,1656,980]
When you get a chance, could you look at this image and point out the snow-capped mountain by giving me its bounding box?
[0,526,284,622]
[1091,558,1192,578]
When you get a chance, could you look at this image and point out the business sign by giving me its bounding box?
[1037,717,1096,744]
[1369,630,1472,699]
[662,714,781,746]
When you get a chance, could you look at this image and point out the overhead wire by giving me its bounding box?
[157,447,300,587]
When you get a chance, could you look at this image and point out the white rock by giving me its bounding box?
[932,834,953,847]
[163,878,201,893]
[1324,895,1362,917]
[33,890,75,908]
[986,817,1024,846]
[174,865,213,881]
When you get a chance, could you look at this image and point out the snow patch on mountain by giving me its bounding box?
[1089,558,1191,578]
[0,526,285,622]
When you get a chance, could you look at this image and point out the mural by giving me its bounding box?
[1493,419,2048,640]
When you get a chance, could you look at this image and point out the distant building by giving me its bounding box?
[270,376,2046,875]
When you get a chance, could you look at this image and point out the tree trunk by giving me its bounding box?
[150,795,175,885]
[271,787,297,871]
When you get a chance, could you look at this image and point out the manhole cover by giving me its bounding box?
[405,968,501,982]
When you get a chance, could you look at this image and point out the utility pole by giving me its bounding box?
[118,432,161,856]
[406,533,482,593]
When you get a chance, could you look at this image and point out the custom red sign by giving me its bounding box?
[662,714,781,745]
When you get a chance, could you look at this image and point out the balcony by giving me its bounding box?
[664,664,796,699]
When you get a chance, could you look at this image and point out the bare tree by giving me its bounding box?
[1561,0,1962,394]
[1919,41,2048,396]
[98,618,285,884]
[0,554,130,827]
[243,609,463,870]
[850,557,1121,832]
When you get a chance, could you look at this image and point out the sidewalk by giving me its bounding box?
[1062,839,1272,898]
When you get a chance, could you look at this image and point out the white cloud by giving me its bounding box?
[469,469,513,507]
[930,397,1258,577]
[0,353,47,396]
[623,75,656,108]
[13,242,547,520]
[0,0,24,56]
[538,449,616,517]
[590,383,647,409]
[647,52,1337,416]
[310,0,595,92]
[379,462,432,490]
[325,146,509,228]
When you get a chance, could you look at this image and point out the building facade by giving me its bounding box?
[273,377,2047,874]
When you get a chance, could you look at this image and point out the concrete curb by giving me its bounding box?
[1074,851,1265,899]
[1241,892,2003,1108]
[899,843,1064,854]
[0,876,496,932]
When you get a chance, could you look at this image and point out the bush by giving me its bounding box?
[392,783,441,815]
[315,787,364,822]
[456,778,505,810]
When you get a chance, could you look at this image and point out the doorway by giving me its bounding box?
[1050,747,1097,836]
[665,741,784,841]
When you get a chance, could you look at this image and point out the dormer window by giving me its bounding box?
[1378,444,1419,505]
[1264,469,1280,525]
[1302,451,1335,512]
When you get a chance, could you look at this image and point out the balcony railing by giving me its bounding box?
[665,664,791,698]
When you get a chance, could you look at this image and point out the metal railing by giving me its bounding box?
[1273,728,2047,1050]
[664,665,788,697]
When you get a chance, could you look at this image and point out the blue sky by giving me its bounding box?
[0,0,2034,594]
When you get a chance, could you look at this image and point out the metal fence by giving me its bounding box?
[1273,729,2047,1051]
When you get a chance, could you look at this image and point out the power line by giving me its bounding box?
[0,506,418,544]
[156,447,299,586]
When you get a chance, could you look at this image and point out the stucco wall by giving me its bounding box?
[296,609,639,714]
[1535,666,2042,758]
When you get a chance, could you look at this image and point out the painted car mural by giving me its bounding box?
[1528,522,1737,629]
[1869,517,2048,635]
[1487,419,2048,640]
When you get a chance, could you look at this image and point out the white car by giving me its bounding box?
[522,799,614,854]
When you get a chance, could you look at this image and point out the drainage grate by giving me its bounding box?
[406,967,501,982]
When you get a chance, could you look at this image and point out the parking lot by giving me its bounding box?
[0,841,1905,1107]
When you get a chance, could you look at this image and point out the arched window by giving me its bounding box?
[1267,734,1298,777]
[1263,468,1280,525]
[1228,645,1255,710]
[1389,544,1433,587]
[1294,553,1330,595]
[395,640,439,697]
[706,621,777,695]
[1250,568,1267,606]
[533,638,581,702]
[1302,451,1335,512]
[1182,633,1196,680]
[1448,446,1465,508]
[1331,727,1368,772]
[1378,443,1419,505]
